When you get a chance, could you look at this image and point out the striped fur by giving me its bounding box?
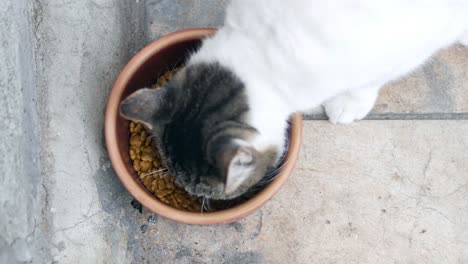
[121,63,280,200]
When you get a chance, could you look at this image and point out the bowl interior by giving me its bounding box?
[116,39,202,195]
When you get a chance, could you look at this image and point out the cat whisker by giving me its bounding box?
[257,158,290,186]
[201,197,206,214]
[265,156,289,177]
[160,57,184,78]
[140,168,168,177]
[258,136,291,186]
[170,58,183,72]
[200,197,213,213]
[147,135,157,140]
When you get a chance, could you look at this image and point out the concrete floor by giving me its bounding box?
[2,0,468,263]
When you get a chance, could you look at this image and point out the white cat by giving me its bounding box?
[190,0,468,151]
[122,0,468,199]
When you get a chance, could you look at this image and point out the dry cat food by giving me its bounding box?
[128,68,202,212]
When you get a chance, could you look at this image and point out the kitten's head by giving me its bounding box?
[120,63,279,200]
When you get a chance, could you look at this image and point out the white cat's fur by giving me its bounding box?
[190,0,468,154]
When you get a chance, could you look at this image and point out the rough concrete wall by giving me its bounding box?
[0,0,51,263]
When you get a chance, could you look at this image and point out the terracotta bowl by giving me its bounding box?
[105,28,302,225]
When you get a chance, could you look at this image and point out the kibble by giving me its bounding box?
[128,68,201,212]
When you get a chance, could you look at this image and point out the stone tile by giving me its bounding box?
[272,121,468,263]
[134,121,468,263]
[305,44,468,119]
[375,44,468,114]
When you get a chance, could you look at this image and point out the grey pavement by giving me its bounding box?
[1,0,467,263]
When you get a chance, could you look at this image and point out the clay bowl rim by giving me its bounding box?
[105,28,302,225]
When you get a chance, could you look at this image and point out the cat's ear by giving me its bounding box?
[216,140,257,195]
[119,87,172,129]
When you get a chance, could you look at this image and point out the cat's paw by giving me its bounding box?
[323,91,377,124]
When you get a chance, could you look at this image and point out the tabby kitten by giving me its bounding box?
[121,0,468,199]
